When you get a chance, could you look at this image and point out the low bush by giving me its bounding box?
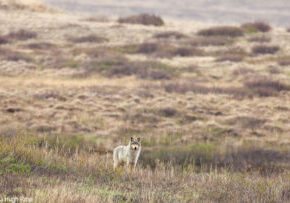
[277,57,290,66]
[37,134,99,156]
[188,36,233,46]
[244,77,290,97]
[232,67,255,76]
[141,143,290,175]
[163,81,248,97]
[153,31,187,39]
[0,48,32,62]
[25,42,56,50]
[83,54,174,80]
[252,45,279,54]
[241,22,272,33]
[248,35,271,43]
[197,26,243,37]
[67,34,108,43]
[121,42,204,58]
[118,14,164,26]
[268,66,281,74]
[7,29,37,40]
[0,35,9,44]
[216,54,244,62]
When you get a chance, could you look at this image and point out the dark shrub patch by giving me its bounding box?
[137,43,159,54]
[248,35,271,43]
[118,14,164,26]
[67,34,108,43]
[252,45,279,55]
[171,47,203,57]
[7,29,37,40]
[216,54,244,62]
[84,55,174,80]
[153,31,187,39]
[5,52,32,62]
[188,36,233,46]
[163,81,248,97]
[244,77,290,97]
[0,48,32,62]
[268,66,281,74]
[158,107,177,117]
[277,57,290,66]
[197,26,243,37]
[25,42,56,50]
[83,16,109,23]
[0,35,9,44]
[125,42,204,58]
[37,134,103,156]
[241,22,272,33]
[141,144,290,175]
[225,116,266,130]
[287,28,290,32]
[232,68,255,76]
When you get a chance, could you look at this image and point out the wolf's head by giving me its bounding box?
[130,137,141,151]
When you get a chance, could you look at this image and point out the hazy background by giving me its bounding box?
[38,0,290,26]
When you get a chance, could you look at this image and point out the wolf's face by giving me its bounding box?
[130,137,141,151]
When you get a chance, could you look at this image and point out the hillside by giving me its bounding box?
[0,1,290,202]
[38,0,290,26]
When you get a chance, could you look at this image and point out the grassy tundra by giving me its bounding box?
[0,1,290,202]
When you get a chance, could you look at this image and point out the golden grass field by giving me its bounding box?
[1,1,290,202]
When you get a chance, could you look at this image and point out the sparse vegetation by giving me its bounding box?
[118,14,164,26]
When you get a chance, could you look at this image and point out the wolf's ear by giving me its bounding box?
[137,137,141,142]
[131,137,134,142]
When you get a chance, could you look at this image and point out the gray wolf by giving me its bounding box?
[113,137,141,170]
